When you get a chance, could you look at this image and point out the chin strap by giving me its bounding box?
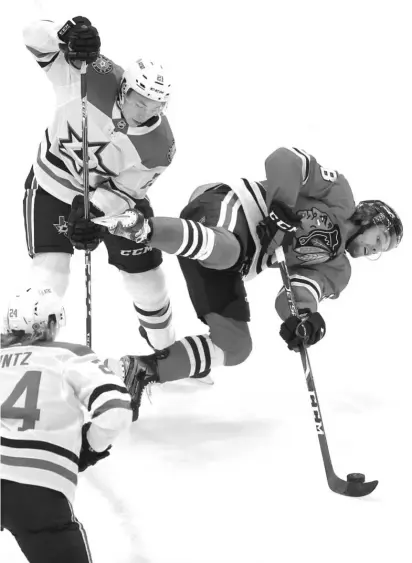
[345,225,365,250]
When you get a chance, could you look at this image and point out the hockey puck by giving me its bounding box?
[347,473,365,483]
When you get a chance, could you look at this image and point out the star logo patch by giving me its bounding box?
[58,123,116,178]
[53,216,68,236]
[92,55,114,74]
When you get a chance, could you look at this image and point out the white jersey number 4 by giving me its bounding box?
[1,371,42,431]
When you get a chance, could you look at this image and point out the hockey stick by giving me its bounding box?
[274,246,378,497]
[80,62,92,348]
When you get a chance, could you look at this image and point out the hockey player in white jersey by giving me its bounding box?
[92,147,403,411]
[22,16,176,351]
[0,287,135,563]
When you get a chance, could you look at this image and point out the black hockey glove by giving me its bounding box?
[68,195,107,251]
[78,423,111,472]
[256,200,301,255]
[58,16,101,64]
[280,308,326,351]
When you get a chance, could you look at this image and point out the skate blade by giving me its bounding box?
[92,214,124,227]
[189,374,215,386]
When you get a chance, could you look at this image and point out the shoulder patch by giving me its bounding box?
[167,139,176,163]
[92,55,114,75]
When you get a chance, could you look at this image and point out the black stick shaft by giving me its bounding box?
[80,62,92,348]
[275,246,335,481]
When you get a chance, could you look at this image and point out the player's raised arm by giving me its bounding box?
[23,17,100,76]
[23,19,63,68]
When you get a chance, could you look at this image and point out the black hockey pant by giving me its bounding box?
[1,479,93,562]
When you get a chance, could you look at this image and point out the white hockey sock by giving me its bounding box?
[134,300,175,350]
[29,253,71,297]
[171,220,215,261]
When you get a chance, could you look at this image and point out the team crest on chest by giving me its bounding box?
[293,207,342,264]
[92,55,114,74]
[58,122,116,178]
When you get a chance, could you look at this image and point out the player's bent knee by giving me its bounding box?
[206,312,252,367]
[201,228,241,270]
[225,337,252,366]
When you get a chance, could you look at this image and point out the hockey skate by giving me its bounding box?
[138,326,170,359]
[92,208,151,243]
[121,354,160,420]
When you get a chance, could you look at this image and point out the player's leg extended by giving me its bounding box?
[120,186,253,412]
[119,278,253,418]
[148,253,253,384]
[153,312,252,383]
[148,217,241,270]
[1,480,93,563]
[104,197,175,351]
[148,185,245,268]
[101,185,244,269]
[23,168,73,297]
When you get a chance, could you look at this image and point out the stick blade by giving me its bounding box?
[328,474,379,497]
[344,479,379,498]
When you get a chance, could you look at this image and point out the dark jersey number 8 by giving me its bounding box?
[320,166,338,182]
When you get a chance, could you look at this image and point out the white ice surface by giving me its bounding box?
[1,1,411,562]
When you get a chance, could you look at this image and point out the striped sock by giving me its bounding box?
[133,300,175,350]
[157,335,225,383]
[170,219,215,261]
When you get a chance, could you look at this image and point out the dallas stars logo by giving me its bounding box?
[53,216,68,236]
[58,123,116,178]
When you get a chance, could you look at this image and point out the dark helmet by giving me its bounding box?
[352,200,403,251]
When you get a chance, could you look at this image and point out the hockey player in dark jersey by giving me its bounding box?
[93,147,403,411]
[1,287,135,563]
[22,16,177,351]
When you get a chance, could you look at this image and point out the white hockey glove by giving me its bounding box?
[92,209,152,243]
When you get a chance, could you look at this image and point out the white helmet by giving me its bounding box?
[120,58,172,103]
[4,287,66,342]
